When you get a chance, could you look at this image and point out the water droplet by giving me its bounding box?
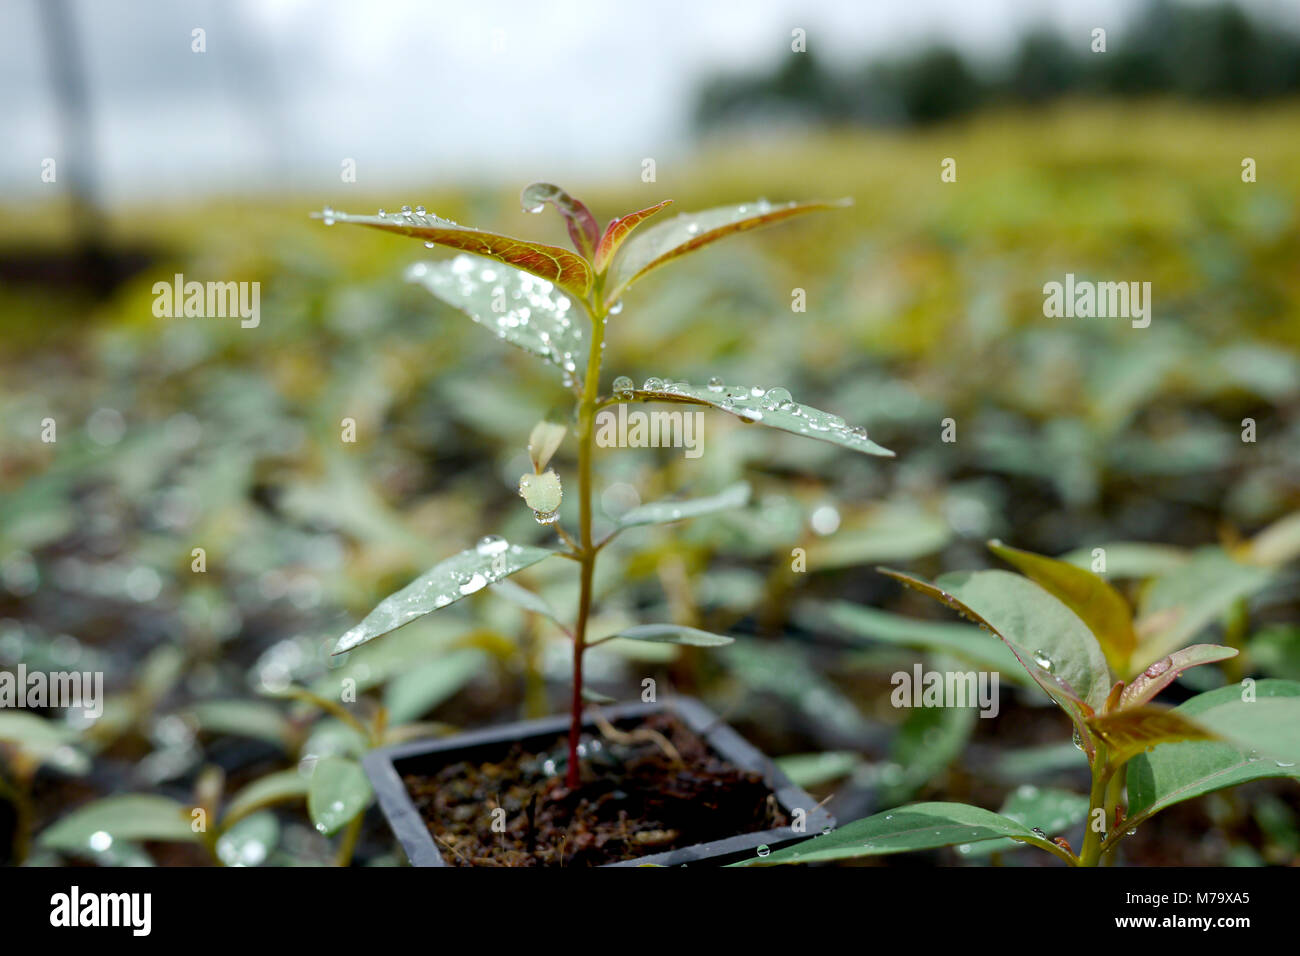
[685,222,699,235]
[1144,658,1171,679]
[526,202,545,214]
[756,844,770,858]
[424,241,436,248]
[88,830,113,852]
[609,300,624,315]
[612,376,634,399]
[707,376,724,392]
[642,377,664,391]
[761,386,792,410]
[1031,827,1047,839]
[377,208,386,218]
[1033,650,1053,671]
[321,205,335,226]
[1277,760,1297,768]
[458,572,487,595]
[533,510,559,525]
[476,535,508,557]
[415,205,426,215]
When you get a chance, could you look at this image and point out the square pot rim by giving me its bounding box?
[362,695,834,867]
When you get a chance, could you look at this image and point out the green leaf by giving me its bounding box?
[989,540,1137,676]
[406,257,587,379]
[1198,698,1300,768]
[616,381,893,457]
[601,624,734,647]
[490,578,565,627]
[0,712,88,774]
[808,601,1032,688]
[881,697,976,805]
[382,649,486,724]
[1126,681,1300,829]
[961,785,1090,857]
[775,751,862,788]
[308,757,372,836]
[1134,548,1273,668]
[223,769,310,829]
[519,182,600,259]
[1119,644,1239,709]
[881,568,1111,752]
[314,207,593,300]
[604,198,849,307]
[616,481,750,529]
[593,199,672,274]
[216,811,279,866]
[1086,706,1217,767]
[1247,511,1300,567]
[806,503,950,569]
[332,541,556,654]
[731,802,1043,866]
[39,795,197,853]
[185,699,293,749]
[1060,542,1190,579]
[527,420,567,473]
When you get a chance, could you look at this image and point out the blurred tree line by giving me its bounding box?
[695,0,1300,128]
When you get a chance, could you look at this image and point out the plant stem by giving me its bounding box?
[1078,743,1112,867]
[566,296,607,789]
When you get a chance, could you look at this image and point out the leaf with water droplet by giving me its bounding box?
[729,802,1046,866]
[222,769,310,829]
[603,197,850,308]
[618,381,892,457]
[989,540,1137,678]
[38,795,197,855]
[216,810,279,867]
[592,199,673,274]
[519,182,601,260]
[332,542,556,654]
[406,256,586,379]
[616,481,750,529]
[312,207,592,299]
[1086,705,1218,768]
[960,786,1090,858]
[1119,644,1238,710]
[1126,680,1300,832]
[599,624,735,647]
[307,756,372,836]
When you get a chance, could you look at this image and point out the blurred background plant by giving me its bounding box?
[1,0,1297,865]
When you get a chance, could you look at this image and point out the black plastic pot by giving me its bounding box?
[363,697,833,867]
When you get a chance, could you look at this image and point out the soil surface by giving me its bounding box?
[404,713,788,866]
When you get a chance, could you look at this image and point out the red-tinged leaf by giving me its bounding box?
[520,182,601,261]
[1119,644,1239,710]
[989,540,1137,677]
[592,199,673,274]
[312,207,592,301]
[1086,706,1217,768]
[603,198,850,307]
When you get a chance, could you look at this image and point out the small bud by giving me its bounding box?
[527,420,566,473]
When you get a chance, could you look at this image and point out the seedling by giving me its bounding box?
[313,185,893,791]
[737,541,1300,866]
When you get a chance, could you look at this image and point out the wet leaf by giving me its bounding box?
[1119,644,1239,709]
[39,795,197,853]
[604,198,849,306]
[592,199,672,274]
[616,381,893,457]
[223,769,310,829]
[616,481,750,528]
[308,757,372,836]
[216,811,279,867]
[313,207,592,300]
[407,257,586,379]
[961,785,1090,857]
[989,540,1137,676]
[731,802,1043,866]
[600,624,734,647]
[1126,680,1300,827]
[880,568,1111,756]
[520,182,600,260]
[1086,706,1217,767]
[332,542,556,655]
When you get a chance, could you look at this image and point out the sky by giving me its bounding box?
[1,0,1297,203]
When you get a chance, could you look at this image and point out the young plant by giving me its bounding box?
[736,541,1300,866]
[313,185,893,789]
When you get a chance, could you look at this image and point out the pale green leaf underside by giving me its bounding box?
[333,542,556,654]
[603,624,734,647]
[1126,680,1300,824]
[731,802,1040,865]
[617,481,751,528]
[39,795,197,853]
[618,383,893,457]
[406,256,586,379]
[606,198,849,305]
[308,757,372,836]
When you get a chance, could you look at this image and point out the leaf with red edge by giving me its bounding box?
[603,197,850,307]
[592,199,673,274]
[1087,706,1217,768]
[312,207,592,301]
[1119,644,1239,710]
[520,183,601,260]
